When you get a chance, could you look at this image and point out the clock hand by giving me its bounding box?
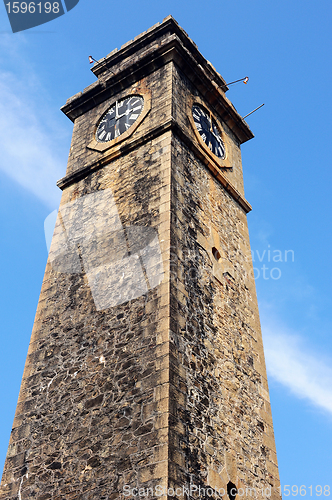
[116,108,133,120]
[209,126,223,144]
[115,112,127,120]
[210,130,220,141]
[115,101,126,120]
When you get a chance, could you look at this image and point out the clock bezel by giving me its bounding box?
[189,98,232,170]
[87,88,151,153]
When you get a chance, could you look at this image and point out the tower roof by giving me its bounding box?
[61,16,254,144]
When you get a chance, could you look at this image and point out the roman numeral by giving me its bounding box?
[129,113,139,120]
[125,123,130,130]
[99,130,106,140]
[106,132,112,141]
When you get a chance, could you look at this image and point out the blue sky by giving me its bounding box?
[1,0,332,490]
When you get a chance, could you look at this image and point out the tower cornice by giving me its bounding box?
[56,116,252,213]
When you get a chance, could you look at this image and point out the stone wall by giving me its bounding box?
[0,124,173,500]
[167,132,280,499]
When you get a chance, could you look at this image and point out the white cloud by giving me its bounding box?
[261,312,332,415]
[0,37,70,209]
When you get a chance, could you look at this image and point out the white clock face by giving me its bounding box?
[96,96,144,143]
[192,104,226,160]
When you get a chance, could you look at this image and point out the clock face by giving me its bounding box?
[192,105,226,160]
[96,95,144,143]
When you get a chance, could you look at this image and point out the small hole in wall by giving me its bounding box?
[257,420,265,432]
[212,247,221,261]
[227,482,238,500]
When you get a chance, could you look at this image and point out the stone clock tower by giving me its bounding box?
[1,16,281,500]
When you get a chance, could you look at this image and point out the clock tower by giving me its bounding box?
[1,16,281,500]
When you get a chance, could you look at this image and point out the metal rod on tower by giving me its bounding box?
[243,103,265,119]
[220,76,249,90]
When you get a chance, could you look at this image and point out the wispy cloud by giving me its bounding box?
[261,310,332,415]
[0,36,70,208]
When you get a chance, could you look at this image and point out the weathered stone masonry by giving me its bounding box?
[1,16,281,500]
